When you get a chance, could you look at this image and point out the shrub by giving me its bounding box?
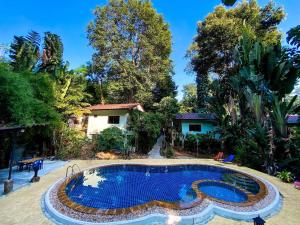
[276,170,295,183]
[55,125,92,160]
[97,127,125,151]
[184,134,197,151]
[184,133,220,154]
[129,110,162,154]
[165,146,174,158]
[234,139,262,168]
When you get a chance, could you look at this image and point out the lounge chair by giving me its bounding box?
[222,154,235,163]
[213,152,224,161]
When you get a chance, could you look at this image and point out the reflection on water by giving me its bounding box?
[82,170,107,188]
[179,184,196,203]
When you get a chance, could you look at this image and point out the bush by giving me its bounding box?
[165,146,174,158]
[276,170,295,183]
[55,125,92,160]
[234,139,262,168]
[184,134,197,151]
[184,133,220,153]
[97,127,125,151]
[129,110,162,154]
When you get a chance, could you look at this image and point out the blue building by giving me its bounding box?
[175,113,218,137]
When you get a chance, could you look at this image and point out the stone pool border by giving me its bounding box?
[43,163,281,225]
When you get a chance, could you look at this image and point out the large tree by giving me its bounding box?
[188,0,285,109]
[87,0,175,109]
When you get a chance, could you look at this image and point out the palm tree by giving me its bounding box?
[9,31,40,72]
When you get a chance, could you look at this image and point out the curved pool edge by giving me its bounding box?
[42,165,282,225]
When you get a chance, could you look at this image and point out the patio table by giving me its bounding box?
[18,157,42,172]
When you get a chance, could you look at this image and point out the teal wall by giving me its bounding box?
[181,120,217,136]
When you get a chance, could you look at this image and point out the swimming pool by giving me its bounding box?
[44,164,281,225]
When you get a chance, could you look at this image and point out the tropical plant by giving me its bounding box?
[54,65,91,118]
[55,125,91,160]
[287,25,300,49]
[39,32,64,76]
[0,62,59,125]
[9,31,41,72]
[129,110,162,153]
[97,127,125,151]
[188,0,284,108]
[276,170,295,183]
[155,96,179,140]
[165,146,174,158]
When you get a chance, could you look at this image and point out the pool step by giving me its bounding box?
[222,173,259,193]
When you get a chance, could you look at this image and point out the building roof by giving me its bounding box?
[176,113,216,121]
[286,114,300,125]
[87,103,144,112]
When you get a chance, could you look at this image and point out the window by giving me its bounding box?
[189,124,201,132]
[108,116,120,124]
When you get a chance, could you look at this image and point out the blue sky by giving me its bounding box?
[0,0,299,100]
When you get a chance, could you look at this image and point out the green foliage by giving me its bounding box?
[276,170,295,183]
[155,96,179,128]
[222,0,236,6]
[129,110,162,153]
[287,25,300,49]
[189,0,284,107]
[270,96,298,137]
[55,125,92,160]
[9,31,40,72]
[87,0,175,109]
[54,65,91,118]
[179,84,198,113]
[234,138,263,168]
[165,146,174,158]
[97,127,125,151]
[183,133,219,153]
[39,32,64,75]
[0,62,59,125]
[184,134,197,151]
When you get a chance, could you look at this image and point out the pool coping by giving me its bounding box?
[43,163,281,225]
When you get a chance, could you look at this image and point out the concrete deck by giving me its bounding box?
[0,159,299,225]
[0,160,67,197]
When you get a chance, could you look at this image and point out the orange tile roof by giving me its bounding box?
[87,103,143,111]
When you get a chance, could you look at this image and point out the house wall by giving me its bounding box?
[181,120,217,136]
[86,110,129,138]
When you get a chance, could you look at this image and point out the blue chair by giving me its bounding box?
[222,154,235,163]
[38,159,44,170]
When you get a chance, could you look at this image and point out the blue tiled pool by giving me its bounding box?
[64,164,259,210]
[198,181,248,202]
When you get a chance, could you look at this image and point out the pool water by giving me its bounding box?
[198,182,248,202]
[65,165,258,210]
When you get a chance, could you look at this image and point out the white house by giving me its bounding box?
[86,103,144,138]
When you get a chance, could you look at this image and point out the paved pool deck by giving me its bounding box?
[0,159,299,225]
[0,160,67,197]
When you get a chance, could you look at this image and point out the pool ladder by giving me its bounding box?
[65,164,81,177]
